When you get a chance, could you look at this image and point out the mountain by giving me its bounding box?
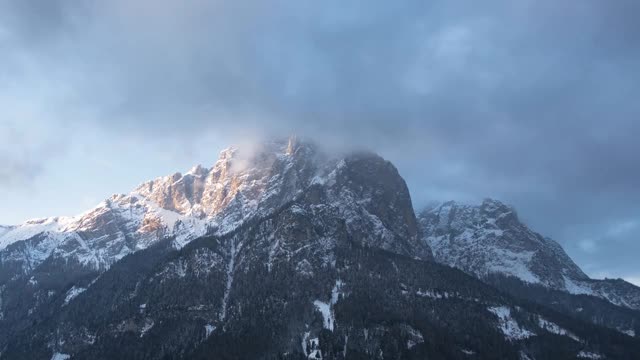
[1,138,639,359]
[7,222,640,359]
[419,199,589,288]
[0,138,428,278]
[4,181,639,359]
[0,138,317,275]
[418,199,640,335]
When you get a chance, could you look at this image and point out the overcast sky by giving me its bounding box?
[1,0,639,285]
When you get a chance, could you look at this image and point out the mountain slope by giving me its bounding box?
[418,199,640,313]
[2,139,639,359]
[0,138,431,347]
[0,138,321,275]
[4,196,638,359]
[0,138,430,278]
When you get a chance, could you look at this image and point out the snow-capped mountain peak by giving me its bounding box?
[419,198,640,310]
[419,198,588,287]
[0,137,430,278]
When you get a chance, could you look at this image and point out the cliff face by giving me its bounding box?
[0,138,429,279]
[0,138,433,351]
[419,199,640,311]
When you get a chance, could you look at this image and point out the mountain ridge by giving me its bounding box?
[418,198,640,311]
[1,137,638,359]
[2,141,638,311]
[4,195,638,359]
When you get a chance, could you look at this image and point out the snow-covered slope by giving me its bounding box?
[419,199,640,310]
[0,138,305,273]
[0,137,429,278]
[0,194,213,271]
[0,225,12,239]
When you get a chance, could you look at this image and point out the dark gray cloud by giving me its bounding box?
[1,0,639,280]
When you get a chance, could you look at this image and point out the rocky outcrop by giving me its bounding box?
[419,199,640,311]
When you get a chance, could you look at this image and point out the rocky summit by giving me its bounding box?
[0,138,638,360]
[419,199,640,311]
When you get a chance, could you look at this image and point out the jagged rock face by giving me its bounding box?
[0,139,307,276]
[0,138,428,278]
[0,195,179,275]
[328,153,430,260]
[419,199,640,311]
[419,199,588,288]
[134,138,321,226]
[0,138,334,278]
[0,138,432,340]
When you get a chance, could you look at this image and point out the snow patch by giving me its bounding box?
[406,326,424,349]
[564,276,594,296]
[0,217,72,251]
[313,279,345,332]
[486,248,540,284]
[342,335,348,357]
[306,337,322,359]
[519,351,534,360]
[537,317,580,342]
[205,324,216,339]
[331,280,344,305]
[310,175,327,186]
[63,286,87,305]
[314,300,333,331]
[620,329,635,337]
[220,237,240,321]
[301,331,310,354]
[51,353,70,360]
[140,318,154,337]
[577,351,603,359]
[416,289,453,299]
[488,306,534,340]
